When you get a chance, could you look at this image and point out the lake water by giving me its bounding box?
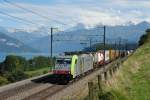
[0,52,59,62]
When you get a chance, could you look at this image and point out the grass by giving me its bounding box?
[103,42,150,100]
[84,40,150,100]
[25,67,51,77]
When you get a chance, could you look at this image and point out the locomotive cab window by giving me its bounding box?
[64,59,71,64]
[56,59,64,64]
[55,58,72,70]
[56,59,71,64]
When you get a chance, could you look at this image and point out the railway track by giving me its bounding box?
[23,85,66,100]
[0,57,127,100]
[22,74,87,100]
[0,82,41,100]
[0,74,55,100]
[2,84,54,100]
[0,69,95,100]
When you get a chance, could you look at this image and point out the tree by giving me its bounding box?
[1,55,29,82]
[0,62,5,74]
[139,29,150,46]
[3,55,28,72]
[28,56,52,70]
[17,56,29,71]
[4,55,20,72]
[138,34,147,46]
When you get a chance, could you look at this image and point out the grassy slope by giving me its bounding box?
[25,67,50,77]
[105,41,150,100]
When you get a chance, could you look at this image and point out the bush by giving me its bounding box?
[4,70,28,82]
[0,76,9,86]
[43,70,48,74]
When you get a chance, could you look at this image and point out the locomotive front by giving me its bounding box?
[52,56,73,83]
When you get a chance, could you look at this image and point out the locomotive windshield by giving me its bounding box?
[55,58,71,70]
[56,59,71,64]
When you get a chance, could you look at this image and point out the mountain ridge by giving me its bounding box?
[0,32,38,53]
[28,21,150,53]
[0,21,150,53]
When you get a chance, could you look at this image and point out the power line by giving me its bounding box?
[0,10,40,26]
[3,0,69,26]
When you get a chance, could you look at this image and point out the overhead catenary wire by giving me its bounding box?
[3,0,69,26]
[0,10,41,26]
[53,27,105,44]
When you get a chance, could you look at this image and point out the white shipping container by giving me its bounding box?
[105,50,110,62]
[97,52,104,63]
[94,51,104,63]
[94,52,98,63]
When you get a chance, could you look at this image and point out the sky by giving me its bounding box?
[0,0,150,31]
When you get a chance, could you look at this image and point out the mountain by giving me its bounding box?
[105,21,150,42]
[66,23,86,31]
[0,26,51,45]
[28,21,150,53]
[29,35,83,53]
[1,21,149,53]
[0,32,38,53]
[5,28,45,44]
[7,31,42,44]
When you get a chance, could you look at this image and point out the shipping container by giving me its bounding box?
[93,50,104,65]
[109,50,116,61]
[105,50,110,63]
[115,50,119,58]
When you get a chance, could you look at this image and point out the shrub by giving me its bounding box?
[0,76,9,86]
[43,70,48,74]
[4,70,28,82]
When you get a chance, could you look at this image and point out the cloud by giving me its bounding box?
[0,0,150,30]
[0,18,3,22]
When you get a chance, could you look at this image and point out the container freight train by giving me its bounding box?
[52,50,128,83]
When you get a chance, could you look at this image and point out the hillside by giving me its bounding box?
[0,32,38,53]
[102,30,150,99]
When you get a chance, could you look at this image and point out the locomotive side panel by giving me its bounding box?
[77,54,93,74]
[83,54,93,73]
